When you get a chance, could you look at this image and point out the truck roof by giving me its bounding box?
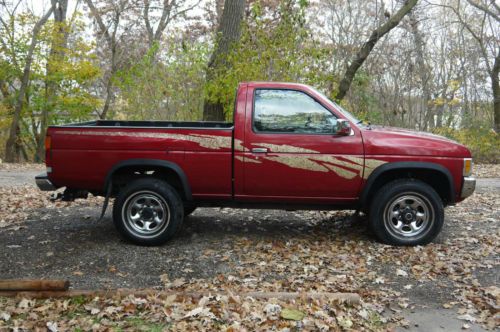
[242,81,311,89]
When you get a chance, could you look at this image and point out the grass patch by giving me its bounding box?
[69,295,88,306]
[125,316,166,331]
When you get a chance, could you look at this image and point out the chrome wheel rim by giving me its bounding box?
[384,193,434,239]
[122,191,170,238]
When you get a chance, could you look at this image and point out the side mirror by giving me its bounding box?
[335,119,351,136]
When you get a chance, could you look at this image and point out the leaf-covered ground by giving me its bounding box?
[474,164,500,178]
[0,164,498,331]
[0,163,44,171]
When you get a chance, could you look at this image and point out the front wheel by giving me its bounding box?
[369,179,444,246]
[113,178,184,245]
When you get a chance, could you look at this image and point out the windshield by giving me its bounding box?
[310,87,363,125]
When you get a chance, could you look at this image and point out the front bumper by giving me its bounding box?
[461,176,476,199]
[35,173,56,191]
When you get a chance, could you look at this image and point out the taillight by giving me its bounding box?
[45,135,51,151]
[45,135,52,166]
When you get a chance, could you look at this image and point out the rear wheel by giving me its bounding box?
[113,178,183,245]
[369,179,444,246]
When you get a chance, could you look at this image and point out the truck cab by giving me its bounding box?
[232,82,365,204]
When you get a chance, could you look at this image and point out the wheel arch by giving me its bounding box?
[360,161,455,209]
[104,159,192,201]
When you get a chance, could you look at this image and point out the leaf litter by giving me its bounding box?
[0,169,498,330]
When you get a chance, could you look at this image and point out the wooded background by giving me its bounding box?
[0,0,498,163]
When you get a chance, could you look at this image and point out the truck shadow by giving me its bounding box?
[175,208,372,243]
[2,206,375,250]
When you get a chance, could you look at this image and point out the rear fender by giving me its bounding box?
[104,159,192,201]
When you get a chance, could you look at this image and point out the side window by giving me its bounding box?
[253,89,338,134]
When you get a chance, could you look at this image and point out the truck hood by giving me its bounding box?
[361,125,471,158]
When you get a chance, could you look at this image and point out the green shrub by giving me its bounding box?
[433,127,499,163]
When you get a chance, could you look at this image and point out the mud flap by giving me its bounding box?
[97,183,112,222]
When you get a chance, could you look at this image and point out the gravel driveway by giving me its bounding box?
[0,167,497,287]
[0,170,41,187]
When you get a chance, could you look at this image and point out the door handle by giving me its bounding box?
[251,147,268,153]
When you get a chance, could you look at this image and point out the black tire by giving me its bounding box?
[113,178,184,245]
[184,206,197,216]
[369,179,444,246]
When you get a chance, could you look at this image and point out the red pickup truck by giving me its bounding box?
[36,82,475,246]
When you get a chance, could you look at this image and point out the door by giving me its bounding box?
[238,87,364,203]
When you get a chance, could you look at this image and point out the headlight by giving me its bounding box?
[463,158,473,177]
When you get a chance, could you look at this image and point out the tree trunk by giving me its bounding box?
[492,47,500,132]
[84,0,119,120]
[203,0,245,121]
[100,67,114,120]
[334,0,419,101]
[143,0,171,54]
[409,12,432,130]
[215,0,224,25]
[36,0,68,162]
[435,90,447,128]
[99,43,118,120]
[5,7,53,163]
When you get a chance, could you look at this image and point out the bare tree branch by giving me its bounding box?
[143,0,154,42]
[465,0,500,22]
[335,0,419,100]
[83,0,112,44]
[430,1,492,73]
[142,0,201,48]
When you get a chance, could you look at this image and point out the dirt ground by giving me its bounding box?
[0,164,498,331]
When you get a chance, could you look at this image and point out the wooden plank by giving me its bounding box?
[0,280,69,291]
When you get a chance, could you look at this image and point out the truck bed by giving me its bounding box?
[56,120,233,129]
[46,120,235,196]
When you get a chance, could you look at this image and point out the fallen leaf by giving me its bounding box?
[18,298,34,309]
[457,314,476,323]
[281,308,305,321]
[358,309,369,320]
[0,312,10,321]
[84,305,100,315]
[337,316,353,329]
[46,322,58,332]
[33,304,52,312]
[396,269,408,277]
[183,307,215,319]
[264,303,281,316]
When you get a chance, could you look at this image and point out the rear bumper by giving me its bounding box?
[35,173,56,191]
[460,177,476,199]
